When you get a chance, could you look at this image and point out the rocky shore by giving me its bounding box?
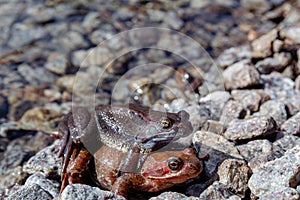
[0,0,299,200]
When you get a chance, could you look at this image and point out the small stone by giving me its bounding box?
[19,107,63,134]
[7,184,52,200]
[272,39,284,52]
[295,75,300,90]
[201,120,226,135]
[283,93,300,116]
[248,146,300,197]
[8,100,34,121]
[255,52,292,74]
[219,100,246,124]
[281,111,300,135]
[254,100,287,126]
[193,131,242,177]
[217,159,251,197]
[164,11,183,30]
[199,182,241,200]
[273,131,300,152]
[251,29,278,58]
[56,75,75,92]
[61,184,125,200]
[23,140,61,178]
[216,45,251,69]
[223,60,260,90]
[241,0,272,14]
[150,192,194,200]
[224,116,277,142]
[45,52,69,75]
[280,24,300,44]
[0,166,27,196]
[58,31,88,52]
[25,173,60,198]
[259,187,300,200]
[231,89,270,112]
[190,0,209,8]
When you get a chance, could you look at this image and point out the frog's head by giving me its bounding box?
[141,147,202,183]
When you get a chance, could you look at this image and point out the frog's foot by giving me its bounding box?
[60,147,93,193]
[118,142,142,175]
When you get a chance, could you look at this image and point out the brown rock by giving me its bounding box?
[251,29,278,58]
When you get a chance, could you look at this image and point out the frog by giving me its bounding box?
[58,104,195,196]
[63,144,203,198]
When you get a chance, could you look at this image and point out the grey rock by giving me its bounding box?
[283,93,300,116]
[237,140,274,169]
[223,60,260,90]
[150,192,196,200]
[280,24,300,44]
[255,52,291,74]
[219,100,246,124]
[193,131,242,177]
[58,31,88,52]
[61,184,125,200]
[248,146,300,197]
[23,140,61,178]
[273,131,300,153]
[199,182,241,200]
[45,52,69,75]
[164,11,183,30]
[281,111,300,135]
[255,100,287,126]
[217,159,251,197]
[251,28,278,58]
[7,23,48,49]
[259,187,300,200]
[216,45,251,69]
[272,39,284,52]
[201,120,226,135]
[25,173,60,198]
[231,89,270,112]
[8,100,34,121]
[7,184,52,200]
[224,116,277,142]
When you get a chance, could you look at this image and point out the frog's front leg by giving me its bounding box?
[60,147,92,193]
[112,173,145,198]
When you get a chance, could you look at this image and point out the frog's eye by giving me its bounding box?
[160,118,172,128]
[167,157,183,171]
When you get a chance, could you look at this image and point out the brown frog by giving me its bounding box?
[58,104,196,197]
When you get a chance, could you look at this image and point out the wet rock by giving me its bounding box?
[219,100,246,124]
[7,184,52,200]
[223,60,261,90]
[45,52,69,75]
[19,107,63,134]
[217,159,251,197]
[0,95,8,118]
[255,52,291,74]
[8,100,34,121]
[216,45,251,69]
[254,100,287,126]
[150,192,195,200]
[199,181,241,200]
[251,29,278,58]
[25,173,60,198]
[236,140,274,169]
[60,184,125,200]
[280,24,300,44]
[193,131,242,178]
[248,146,300,197]
[223,116,277,142]
[231,89,270,112]
[281,111,300,135]
[259,187,300,200]
[23,140,61,178]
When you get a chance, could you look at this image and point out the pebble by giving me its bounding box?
[217,159,251,197]
[281,111,300,135]
[219,100,246,124]
[280,24,300,44]
[251,28,278,58]
[7,184,53,200]
[248,146,300,198]
[223,116,277,142]
[255,52,291,74]
[45,52,69,75]
[199,181,241,200]
[295,75,300,90]
[231,89,270,112]
[193,131,242,177]
[223,60,261,90]
[60,184,125,200]
[254,100,287,126]
[259,187,300,200]
[150,192,196,200]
